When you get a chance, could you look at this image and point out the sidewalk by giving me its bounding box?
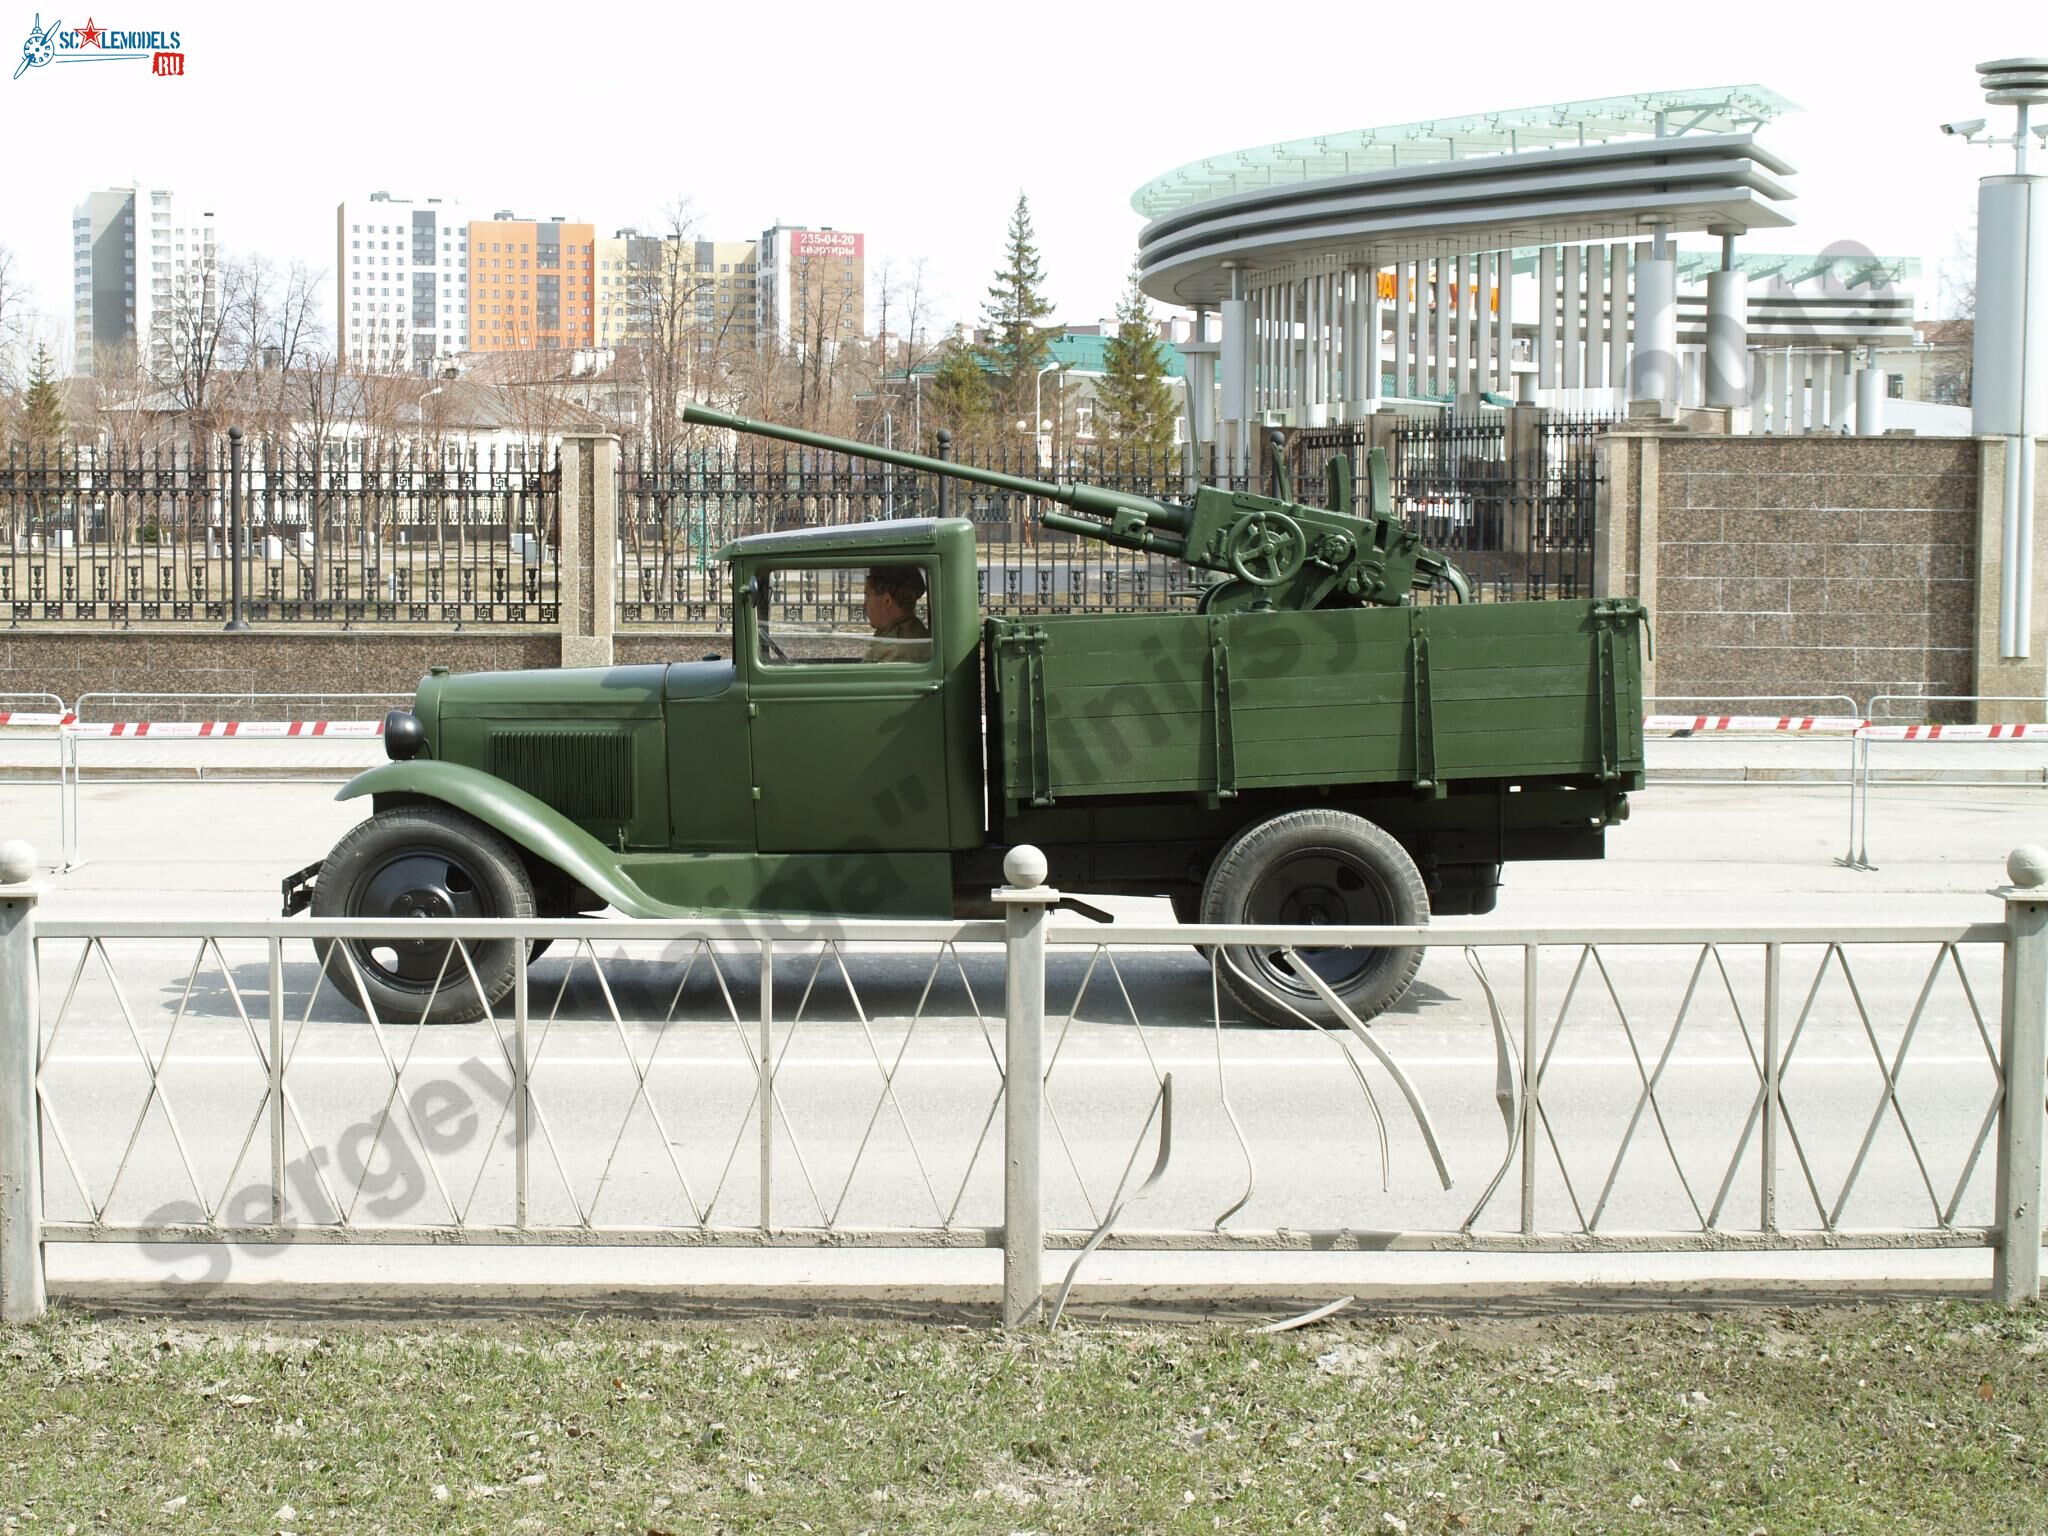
[3,734,2044,784]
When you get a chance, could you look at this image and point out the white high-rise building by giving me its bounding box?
[336,192,471,373]
[72,185,216,378]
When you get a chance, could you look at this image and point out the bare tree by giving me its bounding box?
[151,250,265,450]
[230,259,329,466]
[868,257,944,445]
[623,200,753,462]
[787,244,862,431]
[85,341,159,456]
[0,244,27,393]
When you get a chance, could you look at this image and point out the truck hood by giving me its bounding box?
[435,663,669,721]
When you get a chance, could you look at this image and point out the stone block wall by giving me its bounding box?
[0,630,560,706]
[1598,432,2041,718]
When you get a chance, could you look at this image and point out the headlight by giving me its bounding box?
[384,710,427,761]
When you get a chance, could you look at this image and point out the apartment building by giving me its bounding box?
[592,230,663,348]
[335,192,470,372]
[466,216,597,354]
[757,224,863,356]
[594,234,761,349]
[72,185,216,377]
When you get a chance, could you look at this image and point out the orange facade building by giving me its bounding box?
[465,217,597,352]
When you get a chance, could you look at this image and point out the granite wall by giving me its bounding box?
[0,630,561,706]
[1596,432,2037,718]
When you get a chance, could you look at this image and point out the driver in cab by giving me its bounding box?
[864,566,931,663]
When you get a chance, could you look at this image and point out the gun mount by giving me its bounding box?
[681,405,1470,611]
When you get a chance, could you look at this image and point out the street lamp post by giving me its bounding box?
[416,385,446,569]
[417,385,445,440]
[1033,361,1064,471]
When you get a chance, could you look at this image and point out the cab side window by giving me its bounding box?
[754,564,933,666]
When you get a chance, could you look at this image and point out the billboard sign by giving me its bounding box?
[791,229,863,260]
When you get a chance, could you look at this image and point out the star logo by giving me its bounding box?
[75,16,99,46]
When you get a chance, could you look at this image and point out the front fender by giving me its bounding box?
[336,762,664,917]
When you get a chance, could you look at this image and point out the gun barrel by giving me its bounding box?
[683,404,1191,539]
[684,403,1061,500]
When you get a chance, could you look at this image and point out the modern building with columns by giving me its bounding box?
[1134,87,1920,474]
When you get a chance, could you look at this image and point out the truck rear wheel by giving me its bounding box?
[313,805,535,1025]
[1200,809,1427,1027]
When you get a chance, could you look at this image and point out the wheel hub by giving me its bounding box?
[349,849,490,985]
[1245,848,1392,995]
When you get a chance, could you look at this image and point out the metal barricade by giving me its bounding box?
[61,691,408,871]
[1643,695,1865,865]
[0,693,72,870]
[1841,696,2048,870]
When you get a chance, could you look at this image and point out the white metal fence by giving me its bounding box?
[1,844,2042,1324]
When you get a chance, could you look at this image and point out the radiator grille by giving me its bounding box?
[487,729,633,824]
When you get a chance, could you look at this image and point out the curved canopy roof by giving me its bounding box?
[1132,85,1798,219]
[1135,134,1799,307]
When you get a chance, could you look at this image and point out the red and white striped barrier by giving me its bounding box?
[1643,714,1869,734]
[1856,722,2041,741]
[0,711,74,728]
[1645,716,2045,740]
[64,719,386,739]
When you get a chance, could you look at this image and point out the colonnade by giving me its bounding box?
[1177,240,1896,471]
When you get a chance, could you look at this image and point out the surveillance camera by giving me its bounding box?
[1941,118,1987,136]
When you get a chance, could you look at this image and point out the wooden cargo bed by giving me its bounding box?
[988,599,1647,808]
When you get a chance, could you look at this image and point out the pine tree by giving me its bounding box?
[981,194,1054,420]
[20,343,65,448]
[1096,268,1178,457]
[927,334,995,448]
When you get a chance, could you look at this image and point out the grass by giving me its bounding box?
[2,1302,2044,1534]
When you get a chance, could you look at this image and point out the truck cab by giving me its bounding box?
[658,518,985,917]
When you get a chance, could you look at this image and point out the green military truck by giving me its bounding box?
[288,408,1646,1028]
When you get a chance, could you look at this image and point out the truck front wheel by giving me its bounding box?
[313,805,536,1025]
[1201,809,1427,1027]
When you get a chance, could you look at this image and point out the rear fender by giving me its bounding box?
[336,762,662,917]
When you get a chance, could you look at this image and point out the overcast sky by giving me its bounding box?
[2,0,2039,362]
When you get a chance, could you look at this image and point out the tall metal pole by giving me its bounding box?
[224,425,250,631]
[0,841,44,1323]
[997,844,1056,1328]
[1961,59,2048,659]
[1993,845,2047,1305]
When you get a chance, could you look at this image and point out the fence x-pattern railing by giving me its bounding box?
[2,853,2042,1325]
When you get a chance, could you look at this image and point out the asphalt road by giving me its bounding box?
[2,759,2041,1300]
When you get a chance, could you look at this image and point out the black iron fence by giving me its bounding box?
[1,440,559,626]
[1296,412,1614,601]
[3,415,1611,628]
[616,441,1231,627]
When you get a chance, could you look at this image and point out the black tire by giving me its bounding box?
[1200,809,1427,1028]
[313,805,536,1025]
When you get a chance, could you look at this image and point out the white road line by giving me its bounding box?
[37,1054,1999,1070]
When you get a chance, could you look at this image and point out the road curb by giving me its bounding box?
[47,1272,1995,1322]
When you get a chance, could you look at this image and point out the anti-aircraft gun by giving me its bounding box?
[681,405,1471,612]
